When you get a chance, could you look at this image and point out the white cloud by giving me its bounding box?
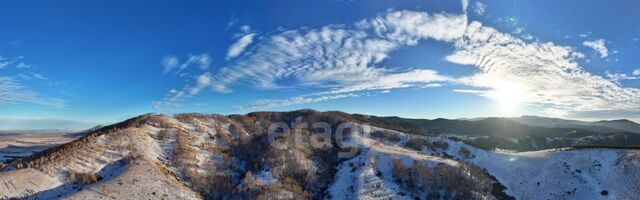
[152,89,185,109]
[521,34,534,40]
[473,2,487,16]
[579,32,591,38]
[153,73,215,109]
[16,72,46,81]
[513,27,524,34]
[605,71,638,83]
[461,0,469,13]
[222,10,466,90]
[582,39,609,58]
[453,89,484,94]
[317,69,451,95]
[190,73,213,94]
[157,9,468,109]
[239,70,450,109]
[226,33,255,60]
[161,55,179,74]
[0,76,64,108]
[158,1,640,118]
[32,73,46,80]
[162,54,211,74]
[15,62,31,69]
[0,56,18,69]
[241,93,358,109]
[225,17,239,31]
[154,72,225,110]
[0,55,61,108]
[633,68,640,76]
[240,25,251,34]
[447,21,640,118]
[0,57,6,68]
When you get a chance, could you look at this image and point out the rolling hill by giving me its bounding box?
[1,110,639,199]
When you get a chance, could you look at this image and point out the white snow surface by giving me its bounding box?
[327,125,640,200]
[328,131,458,200]
[397,133,640,200]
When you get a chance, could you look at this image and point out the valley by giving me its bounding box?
[0,131,82,164]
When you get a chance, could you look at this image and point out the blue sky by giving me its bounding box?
[1,0,640,130]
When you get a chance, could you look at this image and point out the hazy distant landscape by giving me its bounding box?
[0,131,79,163]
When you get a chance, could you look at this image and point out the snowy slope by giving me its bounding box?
[328,130,493,200]
[1,112,639,200]
[0,117,202,200]
[401,134,640,200]
[329,148,412,200]
[455,144,640,199]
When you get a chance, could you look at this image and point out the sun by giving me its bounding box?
[487,83,527,115]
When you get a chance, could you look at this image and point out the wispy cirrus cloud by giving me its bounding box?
[240,93,359,109]
[0,56,18,69]
[16,72,46,81]
[315,69,450,95]
[226,33,255,60]
[240,69,449,109]
[0,76,64,108]
[152,72,215,109]
[15,62,31,69]
[157,7,468,109]
[0,55,62,108]
[162,54,211,74]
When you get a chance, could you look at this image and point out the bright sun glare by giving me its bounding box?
[487,83,527,115]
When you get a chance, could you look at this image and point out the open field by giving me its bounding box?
[0,131,80,163]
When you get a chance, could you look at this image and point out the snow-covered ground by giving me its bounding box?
[0,121,202,200]
[361,128,640,200]
[443,141,640,199]
[328,131,461,200]
[0,168,63,199]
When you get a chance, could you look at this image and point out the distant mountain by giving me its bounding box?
[592,119,640,133]
[351,115,637,137]
[511,115,640,134]
[352,114,640,151]
[63,125,104,138]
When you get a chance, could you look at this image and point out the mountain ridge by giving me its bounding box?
[1,110,639,199]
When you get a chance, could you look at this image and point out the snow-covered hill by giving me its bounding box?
[1,110,638,200]
[358,128,640,200]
